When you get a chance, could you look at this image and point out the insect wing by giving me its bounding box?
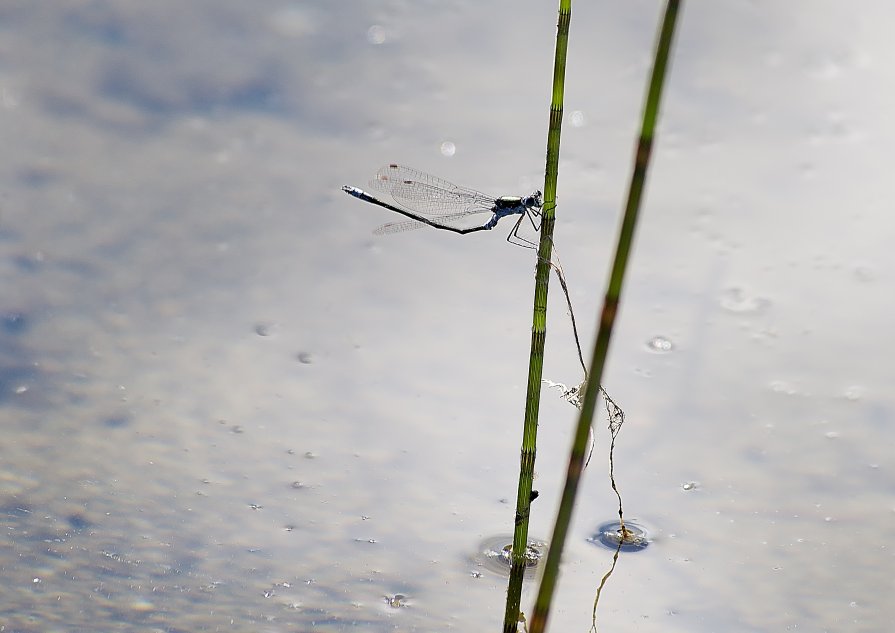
[369,164,496,218]
[372,209,493,235]
[372,219,427,235]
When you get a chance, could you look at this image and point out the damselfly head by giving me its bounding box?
[529,190,543,209]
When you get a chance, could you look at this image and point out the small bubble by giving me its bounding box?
[824,431,840,439]
[291,481,305,489]
[440,141,456,157]
[681,482,699,491]
[296,352,314,364]
[255,323,273,336]
[33,577,40,583]
[367,25,386,44]
[646,336,674,352]
[570,110,586,127]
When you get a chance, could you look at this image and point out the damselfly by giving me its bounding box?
[342,164,543,246]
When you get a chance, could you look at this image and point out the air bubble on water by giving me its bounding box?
[440,141,456,157]
[571,110,586,127]
[681,482,699,491]
[367,25,386,45]
[646,335,674,352]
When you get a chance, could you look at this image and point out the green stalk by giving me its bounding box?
[527,3,683,632]
[502,2,572,631]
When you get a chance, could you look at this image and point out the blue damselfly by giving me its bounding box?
[342,164,542,245]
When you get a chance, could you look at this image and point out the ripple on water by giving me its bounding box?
[587,520,650,553]
[472,535,547,578]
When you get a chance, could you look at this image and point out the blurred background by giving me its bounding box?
[1,1,892,631]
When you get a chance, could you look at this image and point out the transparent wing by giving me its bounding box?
[368,164,497,218]
[372,210,492,235]
[373,219,427,235]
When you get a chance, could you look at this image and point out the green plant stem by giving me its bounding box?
[527,3,683,633]
[502,2,571,632]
